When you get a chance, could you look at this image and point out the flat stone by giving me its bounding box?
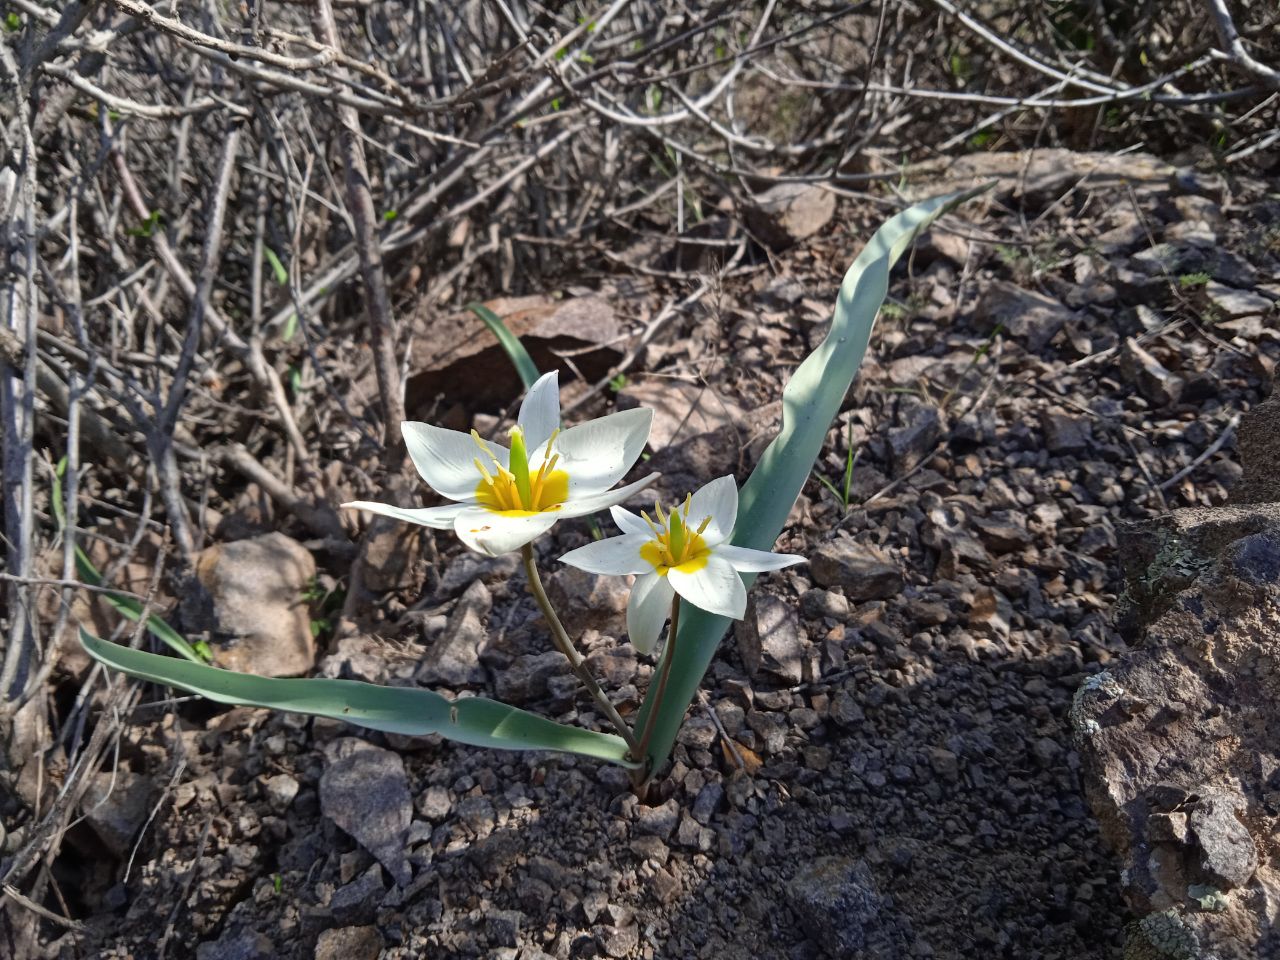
[1120,339,1184,408]
[937,532,991,578]
[320,740,412,886]
[314,926,382,960]
[888,405,943,475]
[786,856,909,959]
[1190,792,1259,889]
[359,521,421,592]
[1040,411,1093,455]
[1205,281,1272,319]
[800,588,849,621]
[329,864,387,924]
[976,281,1074,352]
[262,773,298,813]
[735,593,805,684]
[434,552,520,600]
[634,798,679,840]
[81,771,154,859]
[745,182,836,249]
[616,378,746,448]
[415,785,451,822]
[493,651,567,705]
[810,539,904,601]
[971,513,1032,553]
[194,532,317,676]
[195,929,274,960]
[405,294,622,419]
[583,647,637,688]
[967,586,1013,639]
[418,579,490,687]
[545,565,631,636]
[595,923,640,959]
[486,909,523,948]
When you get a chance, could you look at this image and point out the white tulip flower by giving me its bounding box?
[558,475,804,654]
[345,371,657,556]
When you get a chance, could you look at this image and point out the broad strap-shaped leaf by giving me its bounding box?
[635,185,991,776]
[80,629,638,767]
[467,301,541,389]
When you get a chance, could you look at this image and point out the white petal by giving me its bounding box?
[554,408,653,495]
[668,555,747,619]
[627,572,674,655]
[610,505,651,536]
[686,475,738,547]
[342,500,468,529]
[559,534,652,576]
[557,473,660,519]
[713,543,806,573]
[452,505,558,556]
[403,422,506,501]
[518,370,560,451]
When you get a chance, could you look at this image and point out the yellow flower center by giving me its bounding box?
[472,426,569,515]
[639,496,711,576]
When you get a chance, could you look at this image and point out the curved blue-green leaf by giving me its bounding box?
[52,458,205,663]
[80,629,638,767]
[467,301,540,389]
[636,184,992,777]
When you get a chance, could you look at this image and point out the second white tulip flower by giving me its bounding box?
[558,475,805,653]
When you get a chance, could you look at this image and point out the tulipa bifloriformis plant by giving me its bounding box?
[82,186,987,790]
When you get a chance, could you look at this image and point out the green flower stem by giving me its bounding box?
[520,544,639,754]
[632,594,680,783]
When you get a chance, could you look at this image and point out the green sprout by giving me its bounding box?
[262,246,288,285]
[813,418,857,510]
[127,210,164,238]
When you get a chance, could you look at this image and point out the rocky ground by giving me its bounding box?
[47,151,1280,959]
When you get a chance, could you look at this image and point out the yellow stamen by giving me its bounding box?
[470,429,505,471]
[641,510,662,539]
[638,496,711,576]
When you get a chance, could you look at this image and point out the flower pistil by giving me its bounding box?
[639,496,711,575]
[473,426,568,514]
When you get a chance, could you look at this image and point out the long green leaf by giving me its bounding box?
[636,185,991,775]
[80,629,638,767]
[75,548,206,663]
[467,301,540,389]
[52,459,205,663]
